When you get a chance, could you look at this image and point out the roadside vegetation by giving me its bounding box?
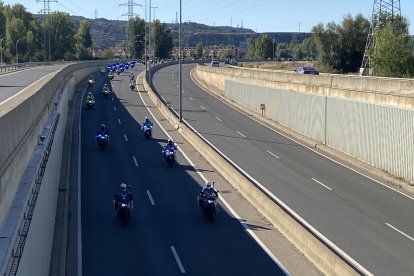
[241,14,414,78]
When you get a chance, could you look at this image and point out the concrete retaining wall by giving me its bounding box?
[0,61,104,276]
[0,62,103,225]
[195,65,414,109]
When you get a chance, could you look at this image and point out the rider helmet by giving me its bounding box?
[206,181,213,188]
[100,124,106,131]
[145,117,150,123]
[168,139,174,146]
[120,183,127,192]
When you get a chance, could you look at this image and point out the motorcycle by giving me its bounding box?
[142,125,152,139]
[129,82,135,91]
[198,193,218,223]
[86,98,95,109]
[162,147,176,167]
[102,87,111,98]
[114,194,132,226]
[87,78,95,87]
[108,73,114,80]
[96,133,109,150]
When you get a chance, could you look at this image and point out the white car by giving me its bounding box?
[211,61,219,67]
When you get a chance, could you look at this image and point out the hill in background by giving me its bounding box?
[70,16,311,49]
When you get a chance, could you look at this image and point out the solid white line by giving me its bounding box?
[170,246,186,273]
[132,156,138,167]
[200,105,206,110]
[0,71,57,106]
[236,131,246,138]
[146,190,155,205]
[123,134,128,141]
[266,150,280,159]
[78,85,88,276]
[386,223,414,242]
[189,97,194,101]
[218,189,291,275]
[311,178,333,191]
[138,81,290,275]
[190,69,414,203]
[216,117,222,122]
[113,107,117,111]
[117,118,121,125]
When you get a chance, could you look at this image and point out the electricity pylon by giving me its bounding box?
[360,0,401,75]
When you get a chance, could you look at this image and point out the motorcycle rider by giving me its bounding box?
[164,139,177,152]
[198,181,218,206]
[114,183,133,213]
[142,117,153,129]
[129,72,135,81]
[86,92,95,102]
[96,124,109,140]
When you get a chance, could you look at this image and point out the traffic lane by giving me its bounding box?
[82,70,182,275]
[153,64,414,274]
[0,65,66,103]
[177,64,414,275]
[107,70,285,275]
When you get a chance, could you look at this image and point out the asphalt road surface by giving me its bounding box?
[0,65,65,104]
[80,65,285,276]
[151,63,414,275]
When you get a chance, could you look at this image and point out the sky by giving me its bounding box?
[3,0,414,34]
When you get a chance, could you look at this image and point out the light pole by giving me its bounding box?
[0,37,5,64]
[16,38,23,64]
[145,0,148,72]
[179,0,182,122]
[272,39,275,60]
[151,6,158,20]
[148,0,152,67]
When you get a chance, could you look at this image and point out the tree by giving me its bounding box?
[254,34,273,59]
[246,37,255,59]
[336,14,369,72]
[151,19,173,59]
[128,16,145,60]
[47,12,75,60]
[75,20,92,59]
[311,14,369,73]
[368,24,413,78]
[194,41,203,58]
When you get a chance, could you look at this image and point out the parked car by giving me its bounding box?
[211,60,219,67]
[294,66,319,75]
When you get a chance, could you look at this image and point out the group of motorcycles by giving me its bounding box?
[91,60,217,225]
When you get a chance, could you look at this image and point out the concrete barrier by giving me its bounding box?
[0,61,106,276]
[143,67,371,276]
[195,64,414,109]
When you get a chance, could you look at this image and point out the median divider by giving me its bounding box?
[142,67,371,276]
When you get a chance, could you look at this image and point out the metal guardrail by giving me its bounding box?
[0,60,89,74]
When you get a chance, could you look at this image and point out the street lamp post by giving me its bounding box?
[151,6,158,20]
[179,0,182,122]
[0,37,5,64]
[272,39,275,60]
[16,38,23,64]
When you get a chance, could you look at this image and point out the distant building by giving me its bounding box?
[172,45,242,59]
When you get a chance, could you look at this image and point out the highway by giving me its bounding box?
[151,63,414,275]
[0,65,65,104]
[80,65,285,275]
